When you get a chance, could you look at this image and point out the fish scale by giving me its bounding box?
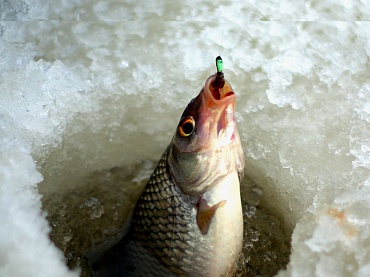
[127,147,211,276]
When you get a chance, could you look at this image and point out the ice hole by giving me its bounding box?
[37,111,292,276]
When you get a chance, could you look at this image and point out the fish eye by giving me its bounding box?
[178,117,195,137]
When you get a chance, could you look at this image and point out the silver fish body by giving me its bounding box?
[124,72,244,276]
[94,69,245,276]
[126,150,242,276]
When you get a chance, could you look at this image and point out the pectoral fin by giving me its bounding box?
[196,197,226,235]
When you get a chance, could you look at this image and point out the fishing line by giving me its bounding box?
[219,2,238,61]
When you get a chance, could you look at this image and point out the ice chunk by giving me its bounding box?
[0,116,78,277]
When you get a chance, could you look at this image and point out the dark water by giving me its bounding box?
[43,163,290,277]
[236,177,291,276]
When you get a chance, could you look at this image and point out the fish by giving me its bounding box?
[93,57,245,276]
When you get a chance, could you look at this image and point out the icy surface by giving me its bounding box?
[0,117,79,277]
[1,1,370,276]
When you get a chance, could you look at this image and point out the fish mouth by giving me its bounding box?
[203,74,237,144]
[207,73,235,102]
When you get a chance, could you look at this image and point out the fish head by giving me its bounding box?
[168,73,245,196]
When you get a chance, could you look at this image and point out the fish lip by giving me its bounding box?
[203,74,236,105]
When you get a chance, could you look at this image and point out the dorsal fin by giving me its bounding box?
[196,197,226,235]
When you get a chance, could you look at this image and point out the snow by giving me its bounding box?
[1,1,370,276]
[0,116,79,277]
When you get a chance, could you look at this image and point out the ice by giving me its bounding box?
[1,1,370,276]
[0,116,78,277]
